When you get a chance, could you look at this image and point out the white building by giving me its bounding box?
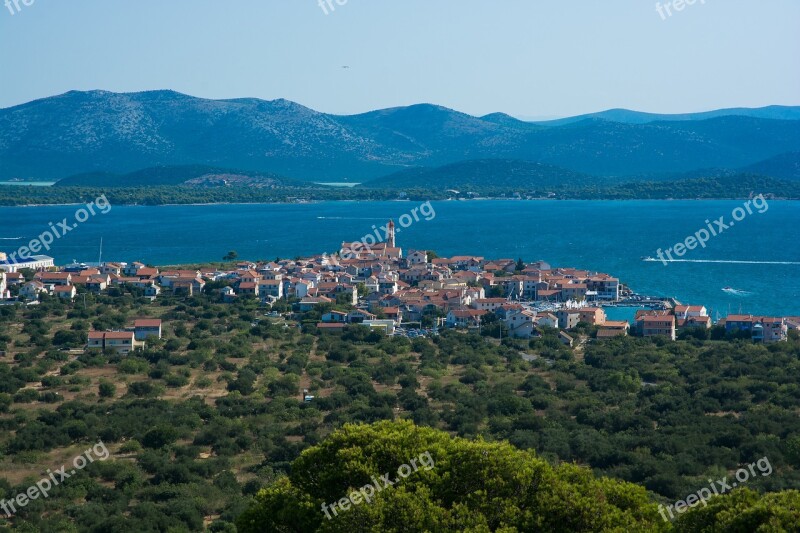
[0,254,55,273]
[504,309,537,338]
[407,251,428,265]
[20,281,49,301]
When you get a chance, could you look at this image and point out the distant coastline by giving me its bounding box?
[1,188,798,207]
[2,197,798,208]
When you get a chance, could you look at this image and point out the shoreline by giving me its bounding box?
[2,197,799,208]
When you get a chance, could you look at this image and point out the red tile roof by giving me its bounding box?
[134,319,162,328]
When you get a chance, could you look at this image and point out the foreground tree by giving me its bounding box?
[673,488,800,531]
[237,420,666,532]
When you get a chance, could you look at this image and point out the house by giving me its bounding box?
[522,277,541,300]
[382,306,402,324]
[577,307,607,326]
[504,308,537,338]
[450,256,485,270]
[258,280,284,300]
[54,285,77,301]
[299,296,333,312]
[321,284,357,305]
[158,270,202,287]
[20,281,48,300]
[4,272,24,286]
[537,289,561,302]
[347,309,376,324]
[87,331,142,354]
[136,267,159,280]
[537,312,559,329]
[321,311,348,323]
[674,305,711,330]
[559,283,588,302]
[35,272,71,286]
[87,331,105,350]
[674,305,708,319]
[677,315,712,330]
[586,276,620,301]
[725,315,787,343]
[0,272,6,299]
[144,283,161,299]
[239,270,261,284]
[446,309,486,328]
[294,280,311,299]
[559,331,574,347]
[641,315,676,341]
[85,275,110,293]
[134,319,162,340]
[220,286,236,302]
[407,250,428,265]
[471,298,508,312]
[100,263,123,276]
[597,321,630,338]
[378,278,398,295]
[555,309,581,330]
[237,282,257,296]
[123,262,146,277]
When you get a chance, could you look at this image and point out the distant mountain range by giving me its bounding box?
[529,106,800,126]
[1,90,799,186]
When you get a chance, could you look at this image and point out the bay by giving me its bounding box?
[0,199,797,317]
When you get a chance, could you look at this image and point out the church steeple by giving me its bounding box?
[387,220,396,248]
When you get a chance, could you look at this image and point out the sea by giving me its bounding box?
[0,199,797,317]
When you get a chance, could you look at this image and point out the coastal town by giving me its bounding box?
[0,220,795,352]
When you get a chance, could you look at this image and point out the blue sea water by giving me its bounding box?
[0,200,797,317]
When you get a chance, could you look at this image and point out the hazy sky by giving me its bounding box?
[1,0,798,118]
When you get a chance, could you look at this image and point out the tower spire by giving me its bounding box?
[387,220,396,248]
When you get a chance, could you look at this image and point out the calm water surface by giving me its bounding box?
[0,200,797,317]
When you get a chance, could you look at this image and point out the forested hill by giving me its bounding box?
[1,287,800,531]
[55,165,303,188]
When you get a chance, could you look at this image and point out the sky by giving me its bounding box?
[0,0,798,118]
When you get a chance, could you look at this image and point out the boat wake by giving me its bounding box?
[317,217,380,220]
[0,237,23,240]
[643,258,800,265]
[722,287,752,296]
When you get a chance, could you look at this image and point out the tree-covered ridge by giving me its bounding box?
[0,288,799,531]
[1,172,798,207]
